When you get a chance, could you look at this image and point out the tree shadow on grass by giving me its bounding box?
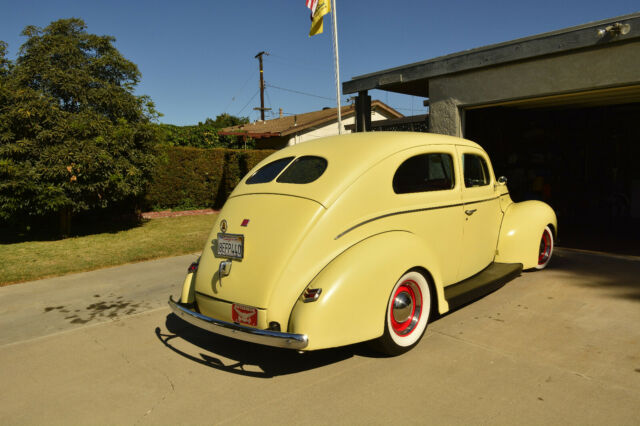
[0,213,147,244]
[155,313,387,378]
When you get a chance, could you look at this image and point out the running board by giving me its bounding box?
[444,262,523,310]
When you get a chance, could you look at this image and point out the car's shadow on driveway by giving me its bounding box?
[155,313,382,378]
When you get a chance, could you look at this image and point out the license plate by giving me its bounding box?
[232,304,257,326]
[216,233,244,259]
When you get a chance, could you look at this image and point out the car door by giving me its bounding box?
[390,146,463,286]
[456,146,502,281]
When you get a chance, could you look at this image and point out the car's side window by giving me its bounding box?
[393,153,455,194]
[462,154,490,187]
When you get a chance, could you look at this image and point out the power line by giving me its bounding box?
[266,83,334,101]
[266,52,324,72]
[264,55,318,73]
[224,69,257,112]
[264,86,274,117]
[237,89,260,116]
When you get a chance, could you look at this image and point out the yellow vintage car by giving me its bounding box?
[169,132,556,355]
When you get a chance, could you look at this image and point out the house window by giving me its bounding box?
[393,153,455,194]
[246,157,294,184]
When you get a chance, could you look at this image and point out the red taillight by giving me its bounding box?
[187,262,198,273]
[302,288,322,303]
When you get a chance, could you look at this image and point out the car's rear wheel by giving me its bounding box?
[535,226,554,270]
[372,270,431,356]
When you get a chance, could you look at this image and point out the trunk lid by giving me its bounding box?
[195,193,324,310]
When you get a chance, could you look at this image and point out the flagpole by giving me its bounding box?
[330,0,342,134]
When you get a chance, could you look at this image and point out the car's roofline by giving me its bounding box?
[276,132,482,157]
[231,132,484,207]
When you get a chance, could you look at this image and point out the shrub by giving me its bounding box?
[146,147,275,210]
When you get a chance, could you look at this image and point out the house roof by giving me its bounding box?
[343,12,640,97]
[219,100,403,139]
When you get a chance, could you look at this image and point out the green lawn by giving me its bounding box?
[0,214,217,286]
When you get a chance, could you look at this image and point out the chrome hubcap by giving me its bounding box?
[393,292,413,324]
[390,280,423,336]
[539,230,551,264]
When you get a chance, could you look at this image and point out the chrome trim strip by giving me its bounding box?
[335,203,463,240]
[463,196,500,206]
[335,195,501,240]
[168,297,308,350]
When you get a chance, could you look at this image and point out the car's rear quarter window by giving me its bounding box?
[246,157,295,184]
[277,156,328,184]
[393,153,455,194]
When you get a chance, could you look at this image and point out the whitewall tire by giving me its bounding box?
[535,225,554,270]
[374,270,431,355]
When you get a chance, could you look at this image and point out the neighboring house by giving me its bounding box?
[219,100,403,149]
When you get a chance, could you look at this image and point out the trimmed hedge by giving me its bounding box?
[146,147,275,210]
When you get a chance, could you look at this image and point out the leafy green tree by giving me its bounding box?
[155,113,253,149]
[0,41,10,75]
[207,113,247,129]
[0,18,158,236]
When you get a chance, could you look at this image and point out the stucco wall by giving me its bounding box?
[287,110,390,145]
[428,41,640,136]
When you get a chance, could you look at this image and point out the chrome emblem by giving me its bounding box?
[220,219,228,233]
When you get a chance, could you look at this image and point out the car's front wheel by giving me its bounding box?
[535,225,554,270]
[373,270,431,356]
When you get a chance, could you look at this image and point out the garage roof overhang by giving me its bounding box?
[343,13,640,98]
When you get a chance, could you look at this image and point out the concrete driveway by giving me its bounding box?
[0,249,638,425]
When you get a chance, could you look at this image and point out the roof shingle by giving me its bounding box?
[220,100,402,138]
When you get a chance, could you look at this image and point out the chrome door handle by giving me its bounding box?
[465,209,477,216]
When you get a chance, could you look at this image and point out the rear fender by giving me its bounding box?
[288,231,447,351]
[495,200,557,269]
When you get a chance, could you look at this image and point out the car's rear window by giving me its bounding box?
[277,156,328,184]
[246,157,294,184]
[393,153,455,194]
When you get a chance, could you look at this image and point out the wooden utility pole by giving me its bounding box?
[254,51,271,121]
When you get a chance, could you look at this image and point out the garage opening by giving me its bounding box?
[465,102,640,255]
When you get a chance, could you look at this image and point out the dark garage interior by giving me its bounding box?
[465,102,640,255]
[343,14,640,255]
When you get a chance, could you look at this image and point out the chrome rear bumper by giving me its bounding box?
[168,296,308,350]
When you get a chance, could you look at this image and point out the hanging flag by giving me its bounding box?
[307,0,331,37]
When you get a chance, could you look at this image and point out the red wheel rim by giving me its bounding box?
[538,229,551,265]
[390,280,423,336]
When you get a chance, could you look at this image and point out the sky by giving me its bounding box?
[1,1,637,125]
